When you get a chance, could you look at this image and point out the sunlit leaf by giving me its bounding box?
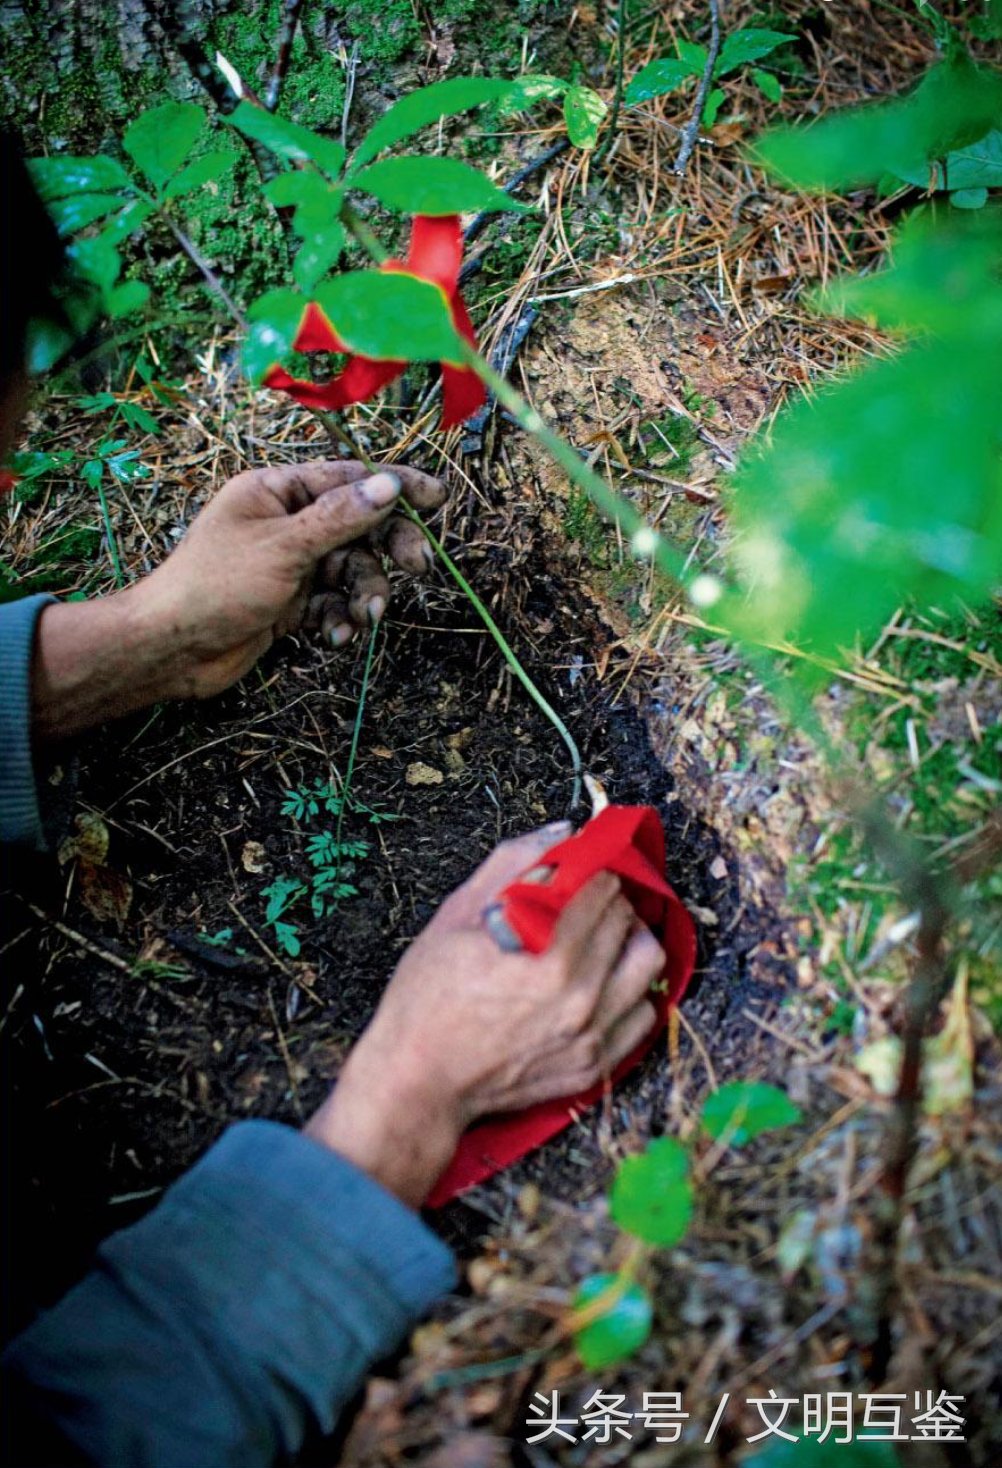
[754,55,1002,191]
[163,149,236,199]
[500,73,566,113]
[715,28,795,77]
[609,1137,693,1245]
[124,102,206,192]
[351,155,528,215]
[701,1081,802,1145]
[228,101,346,178]
[27,154,132,200]
[352,77,513,169]
[563,85,608,148]
[572,1274,652,1369]
[625,58,694,105]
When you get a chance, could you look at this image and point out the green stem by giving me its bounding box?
[594,0,627,165]
[334,619,379,890]
[96,478,125,588]
[307,403,584,807]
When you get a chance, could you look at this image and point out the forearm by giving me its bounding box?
[1,1122,456,1468]
[31,590,182,740]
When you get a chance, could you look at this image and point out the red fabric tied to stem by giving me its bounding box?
[426,806,696,1207]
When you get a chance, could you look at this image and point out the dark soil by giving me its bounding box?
[1,520,789,1341]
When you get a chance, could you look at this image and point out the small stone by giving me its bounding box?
[241,840,267,874]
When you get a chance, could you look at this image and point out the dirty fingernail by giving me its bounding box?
[366,595,387,627]
[361,472,401,509]
[329,622,354,647]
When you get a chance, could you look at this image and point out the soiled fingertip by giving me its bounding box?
[366,594,387,627]
[329,622,354,648]
[360,472,401,509]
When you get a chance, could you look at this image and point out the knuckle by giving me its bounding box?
[561,990,595,1036]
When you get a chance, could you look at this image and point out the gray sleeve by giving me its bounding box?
[0,593,56,850]
[1,1119,457,1468]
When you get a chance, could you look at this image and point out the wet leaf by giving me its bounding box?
[625,58,694,105]
[715,28,794,77]
[27,154,131,200]
[79,863,133,928]
[228,101,345,178]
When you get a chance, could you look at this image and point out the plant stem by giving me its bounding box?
[96,479,125,587]
[165,218,247,329]
[306,405,583,806]
[673,0,722,176]
[334,620,379,889]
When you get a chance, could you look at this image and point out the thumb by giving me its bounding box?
[290,472,402,559]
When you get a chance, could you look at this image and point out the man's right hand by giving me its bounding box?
[305,826,663,1208]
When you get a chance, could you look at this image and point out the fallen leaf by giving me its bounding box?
[241,840,267,874]
[371,745,394,759]
[406,762,444,787]
[79,862,133,927]
[59,811,109,867]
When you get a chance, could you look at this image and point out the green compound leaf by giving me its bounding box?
[352,77,514,169]
[715,28,795,77]
[351,155,528,216]
[572,1274,653,1369]
[102,199,154,244]
[45,193,129,237]
[752,68,783,103]
[27,154,132,201]
[563,85,608,148]
[753,54,1002,192]
[163,149,236,199]
[124,102,206,192]
[293,222,346,290]
[625,58,695,105]
[610,1137,693,1246]
[500,73,567,113]
[243,289,309,383]
[313,271,461,360]
[701,1082,802,1146]
[229,101,346,178]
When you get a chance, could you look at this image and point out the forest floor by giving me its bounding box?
[2,2,1002,1465]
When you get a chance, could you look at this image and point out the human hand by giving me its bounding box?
[134,459,445,700]
[305,825,663,1207]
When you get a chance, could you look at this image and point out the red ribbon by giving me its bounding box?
[427,806,696,1207]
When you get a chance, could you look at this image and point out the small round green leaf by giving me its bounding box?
[563,85,608,149]
[950,186,989,209]
[610,1137,692,1245]
[701,1081,802,1147]
[572,1274,652,1369]
[501,74,566,114]
[351,156,529,216]
[752,68,783,104]
[124,102,206,193]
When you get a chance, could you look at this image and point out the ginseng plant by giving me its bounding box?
[222,79,696,804]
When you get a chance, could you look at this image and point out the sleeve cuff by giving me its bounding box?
[0,593,57,850]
